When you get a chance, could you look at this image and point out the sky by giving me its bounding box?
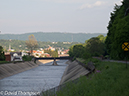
[0,0,123,34]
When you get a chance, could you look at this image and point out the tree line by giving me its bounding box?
[0,32,106,43]
[0,39,78,52]
[69,35,107,59]
[69,0,129,60]
[105,0,129,60]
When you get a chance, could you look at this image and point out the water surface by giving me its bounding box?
[0,60,68,96]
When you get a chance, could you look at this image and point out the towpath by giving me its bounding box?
[93,57,129,63]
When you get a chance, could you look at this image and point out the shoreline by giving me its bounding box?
[38,60,54,64]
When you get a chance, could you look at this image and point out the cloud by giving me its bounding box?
[95,1,104,6]
[80,1,106,9]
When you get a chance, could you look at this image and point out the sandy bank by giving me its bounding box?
[38,60,54,64]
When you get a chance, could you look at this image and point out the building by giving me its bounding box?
[10,52,22,61]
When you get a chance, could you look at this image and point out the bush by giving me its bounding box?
[81,58,101,67]
[72,57,76,61]
[91,58,101,63]
[82,52,91,59]
[105,55,109,59]
[0,46,5,61]
[22,55,33,61]
[105,65,109,69]
[0,61,10,64]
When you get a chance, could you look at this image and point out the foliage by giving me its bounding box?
[57,61,129,96]
[0,46,5,61]
[68,45,74,57]
[25,35,38,53]
[0,32,106,43]
[22,55,32,61]
[77,58,101,67]
[0,61,10,64]
[85,37,105,57]
[82,51,92,59]
[69,44,85,58]
[0,39,79,51]
[44,50,58,57]
[97,34,106,43]
[0,39,26,51]
[105,0,129,60]
[72,44,85,58]
[69,35,107,59]
[69,35,106,59]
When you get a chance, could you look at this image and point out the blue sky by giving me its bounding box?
[0,0,123,34]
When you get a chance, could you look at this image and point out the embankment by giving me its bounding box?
[60,60,94,85]
[0,61,40,80]
[38,60,95,96]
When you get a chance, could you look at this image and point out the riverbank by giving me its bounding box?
[60,60,90,85]
[0,60,57,80]
[39,60,95,96]
[56,58,129,96]
[0,61,39,80]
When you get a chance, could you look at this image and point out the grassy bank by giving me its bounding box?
[56,58,129,96]
[0,61,11,64]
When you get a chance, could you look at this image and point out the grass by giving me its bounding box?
[0,61,11,64]
[56,58,129,96]
[0,60,24,64]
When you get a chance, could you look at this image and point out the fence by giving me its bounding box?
[34,78,80,96]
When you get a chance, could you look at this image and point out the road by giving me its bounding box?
[0,60,68,96]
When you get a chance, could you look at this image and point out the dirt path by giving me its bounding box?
[93,57,129,64]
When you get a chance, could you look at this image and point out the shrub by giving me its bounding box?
[105,65,109,69]
[72,57,76,61]
[22,55,32,61]
[0,46,5,61]
[82,52,91,59]
[91,58,101,63]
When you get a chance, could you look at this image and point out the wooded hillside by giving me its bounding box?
[0,32,106,43]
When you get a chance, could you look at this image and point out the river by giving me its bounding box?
[0,60,68,96]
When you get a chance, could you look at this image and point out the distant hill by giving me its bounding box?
[0,32,107,43]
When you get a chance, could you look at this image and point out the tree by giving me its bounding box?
[85,37,105,57]
[69,45,74,57]
[0,46,5,61]
[25,35,38,54]
[51,49,58,57]
[105,0,129,59]
[69,35,106,59]
[44,49,58,57]
[69,44,85,58]
[97,35,106,43]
